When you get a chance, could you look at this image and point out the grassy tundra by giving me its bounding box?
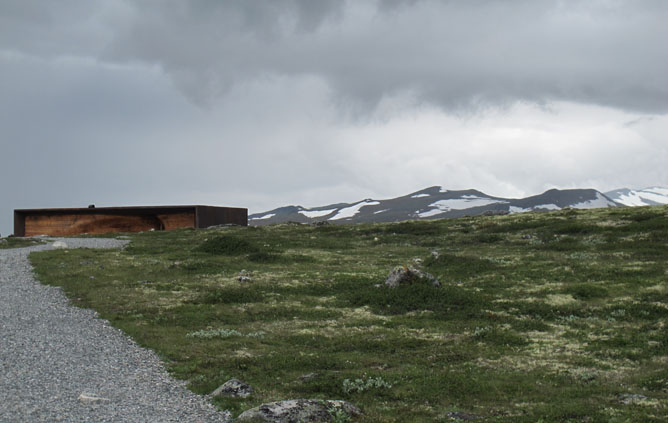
[30,206,668,422]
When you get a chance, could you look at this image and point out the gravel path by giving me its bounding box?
[0,238,230,423]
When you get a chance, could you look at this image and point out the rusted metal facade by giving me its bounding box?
[14,205,247,237]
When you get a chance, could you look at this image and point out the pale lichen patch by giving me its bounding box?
[545,294,578,306]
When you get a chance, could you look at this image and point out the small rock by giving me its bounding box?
[298,372,321,382]
[521,234,533,240]
[238,270,252,283]
[373,237,380,242]
[619,393,648,404]
[212,378,253,398]
[139,280,153,284]
[447,411,481,420]
[78,393,108,403]
[89,276,95,280]
[384,266,440,288]
[430,250,440,259]
[52,241,68,249]
[237,399,361,423]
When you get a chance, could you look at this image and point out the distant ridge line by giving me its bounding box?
[249,186,668,226]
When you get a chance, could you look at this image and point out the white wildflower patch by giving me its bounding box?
[342,375,392,394]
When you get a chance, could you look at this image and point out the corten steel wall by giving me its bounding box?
[13,206,247,237]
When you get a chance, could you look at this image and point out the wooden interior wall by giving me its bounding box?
[24,212,195,236]
[157,212,196,231]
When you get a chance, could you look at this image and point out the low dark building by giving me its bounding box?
[14,205,247,236]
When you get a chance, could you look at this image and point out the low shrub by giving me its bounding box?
[195,235,258,255]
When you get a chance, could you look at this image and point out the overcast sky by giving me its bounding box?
[2,0,668,235]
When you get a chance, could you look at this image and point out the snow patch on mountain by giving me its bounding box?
[606,187,668,206]
[417,209,445,218]
[299,209,336,218]
[250,213,276,220]
[509,206,530,214]
[330,201,380,220]
[428,196,506,212]
[411,193,430,198]
[645,187,668,196]
[572,193,617,209]
[533,204,560,211]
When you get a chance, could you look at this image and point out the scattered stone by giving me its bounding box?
[619,393,648,404]
[384,266,440,288]
[298,372,321,382]
[238,270,252,283]
[412,258,423,265]
[212,378,253,398]
[521,234,533,240]
[89,276,95,280]
[78,393,109,404]
[52,241,68,249]
[139,280,153,284]
[312,221,330,226]
[430,250,440,259]
[237,399,361,423]
[447,411,482,420]
[373,237,380,242]
[0,239,7,244]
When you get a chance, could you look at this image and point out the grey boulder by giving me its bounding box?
[212,378,253,398]
[237,399,361,422]
[384,266,440,288]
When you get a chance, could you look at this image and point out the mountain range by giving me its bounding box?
[249,186,668,226]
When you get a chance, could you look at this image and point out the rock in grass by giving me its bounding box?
[237,399,361,423]
[238,270,253,283]
[52,241,68,249]
[619,393,649,404]
[212,378,253,398]
[384,266,440,288]
[298,372,321,382]
[447,410,482,420]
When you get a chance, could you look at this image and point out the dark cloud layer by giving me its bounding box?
[2,0,667,113]
[2,0,668,236]
[111,0,668,112]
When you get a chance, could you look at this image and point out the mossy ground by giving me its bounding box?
[30,206,668,422]
[0,236,44,249]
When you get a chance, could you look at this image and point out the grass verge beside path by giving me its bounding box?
[30,206,668,422]
[0,237,44,249]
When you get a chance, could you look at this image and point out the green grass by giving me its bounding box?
[0,236,45,249]
[29,205,668,422]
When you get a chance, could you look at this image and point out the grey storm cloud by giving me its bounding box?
[3,0,667,113]
[2,0,668,237]
[106,0,668,113]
